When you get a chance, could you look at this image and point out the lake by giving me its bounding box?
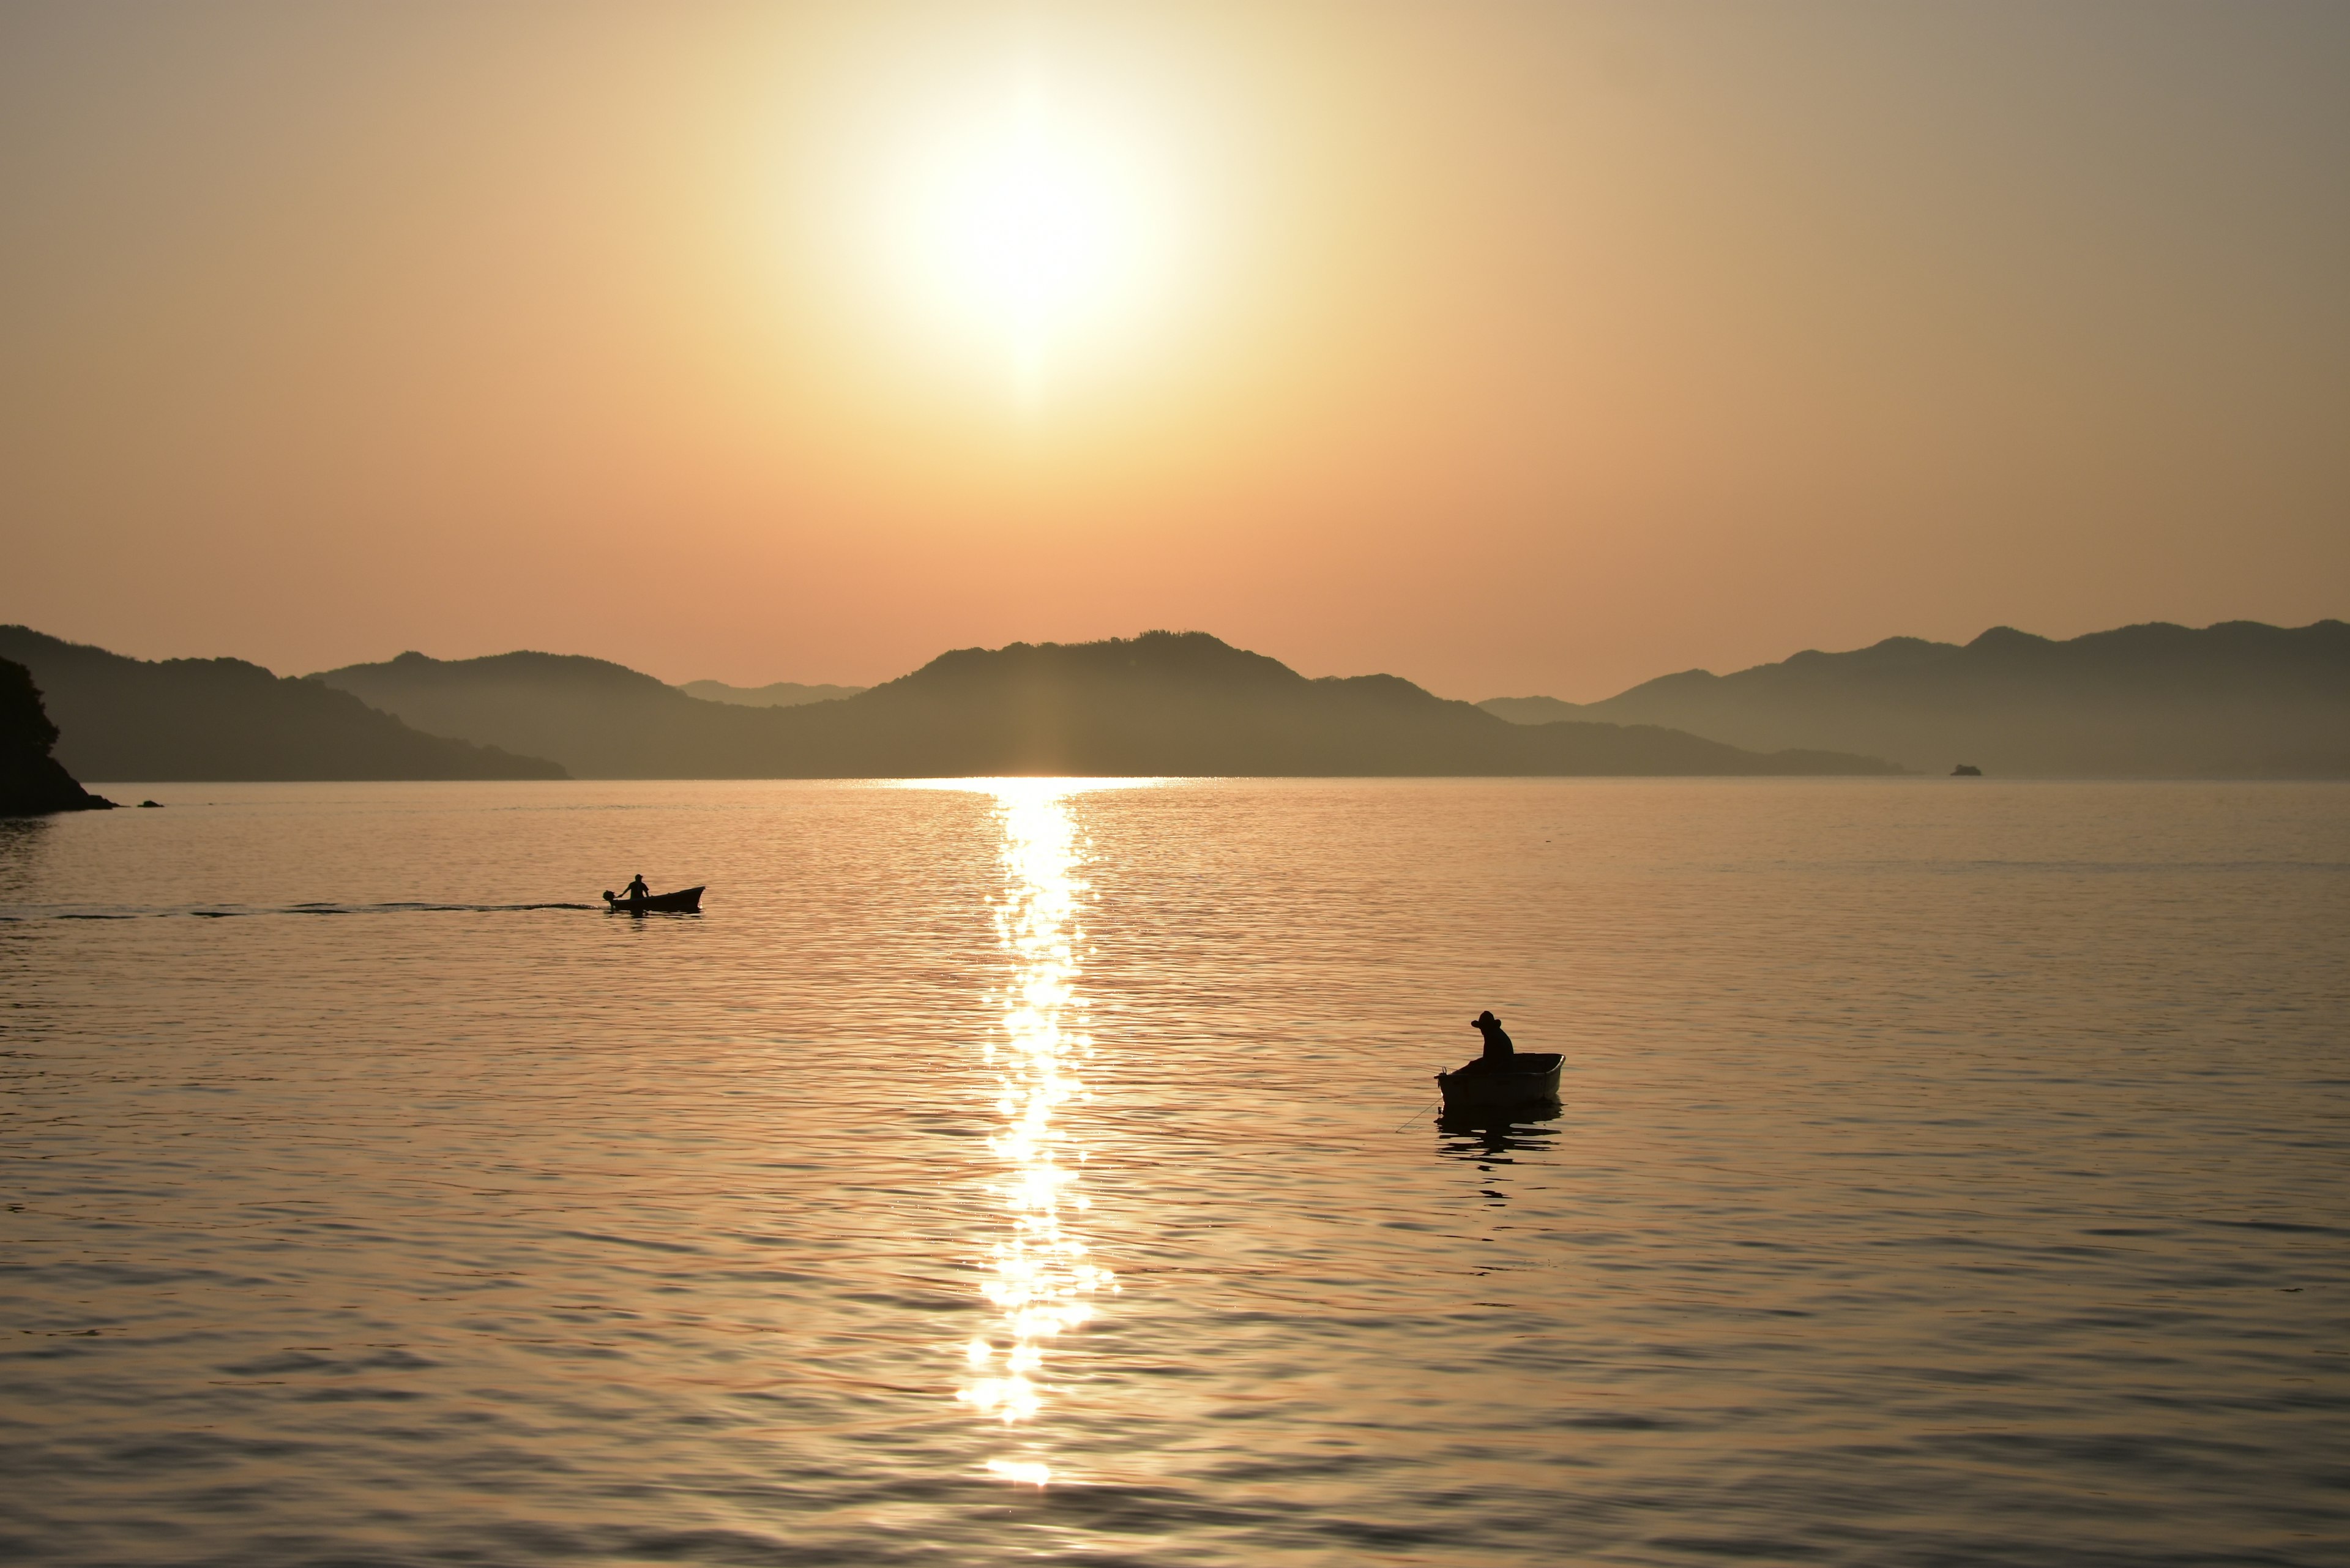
[2,778,2344,1566]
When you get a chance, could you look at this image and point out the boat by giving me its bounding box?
[602,885,705,914]
[1436,1052,1562,1114]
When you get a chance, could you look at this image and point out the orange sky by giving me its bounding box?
[3,2,2344,700]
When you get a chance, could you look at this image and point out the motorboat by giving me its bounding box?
[602,885,704,914]
[1436,1052,1562,1114]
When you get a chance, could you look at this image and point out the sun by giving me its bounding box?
[877,72,1177,403]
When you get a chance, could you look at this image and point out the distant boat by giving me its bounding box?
[603,885,704,914]
[1951,764,1983,776]
[1436,1053,1562,1114]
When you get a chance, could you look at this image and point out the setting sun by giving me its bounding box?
[872,67,1182,403]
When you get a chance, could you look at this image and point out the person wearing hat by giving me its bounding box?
[622,873,650,903]
[1471,1010,1514,1067]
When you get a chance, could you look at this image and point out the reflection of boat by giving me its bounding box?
[1437,1111,1560,1163]
[1437,1100,1561,1205]
[1436,1052,1562,1114]
[602,885,704,914]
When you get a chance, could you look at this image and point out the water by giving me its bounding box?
[1,778,2344,1566]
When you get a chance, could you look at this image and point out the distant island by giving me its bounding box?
[0,627,567,782]
[1,657,113,813]
[318,633,1897,779]
[677,678,868,707]
[1482,621,2350,778]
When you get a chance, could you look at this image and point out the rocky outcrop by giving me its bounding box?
[0,659,114,815]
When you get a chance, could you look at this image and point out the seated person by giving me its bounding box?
[1471,1010,1513,1068]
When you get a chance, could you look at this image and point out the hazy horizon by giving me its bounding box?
[5,2,2346,700]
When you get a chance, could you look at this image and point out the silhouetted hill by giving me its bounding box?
[0,629,568,781]
[1481,621,2350,777]
[318,650,772,777]
[319,632,1898,778]
[679,678,867,707]
[1,659,113,813]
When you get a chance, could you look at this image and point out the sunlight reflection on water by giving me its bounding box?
[910,781,1147,1484]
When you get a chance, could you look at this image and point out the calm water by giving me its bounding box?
[2,778,2344,1567]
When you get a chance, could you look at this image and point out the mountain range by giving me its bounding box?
[7,618,2335,785]
[678,678,868,707]
[1479,620,2350,777]
[316,633,1892,778]
[0,627,565,782]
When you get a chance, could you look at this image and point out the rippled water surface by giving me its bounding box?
[2,778,2345,1566]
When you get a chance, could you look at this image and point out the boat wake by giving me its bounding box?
[0,900,601,922]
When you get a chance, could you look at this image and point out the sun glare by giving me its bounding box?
[874,67,1181,404]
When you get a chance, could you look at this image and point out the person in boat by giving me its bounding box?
[1471,1010,1514,1070]
[622,873,650,903]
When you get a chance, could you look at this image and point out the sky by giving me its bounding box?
[2,2,2344,701]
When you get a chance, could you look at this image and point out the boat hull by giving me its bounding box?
[604,885,704,914]
[1436,1052,1562,1113]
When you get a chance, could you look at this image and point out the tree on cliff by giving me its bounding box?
[1,658,114,814]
